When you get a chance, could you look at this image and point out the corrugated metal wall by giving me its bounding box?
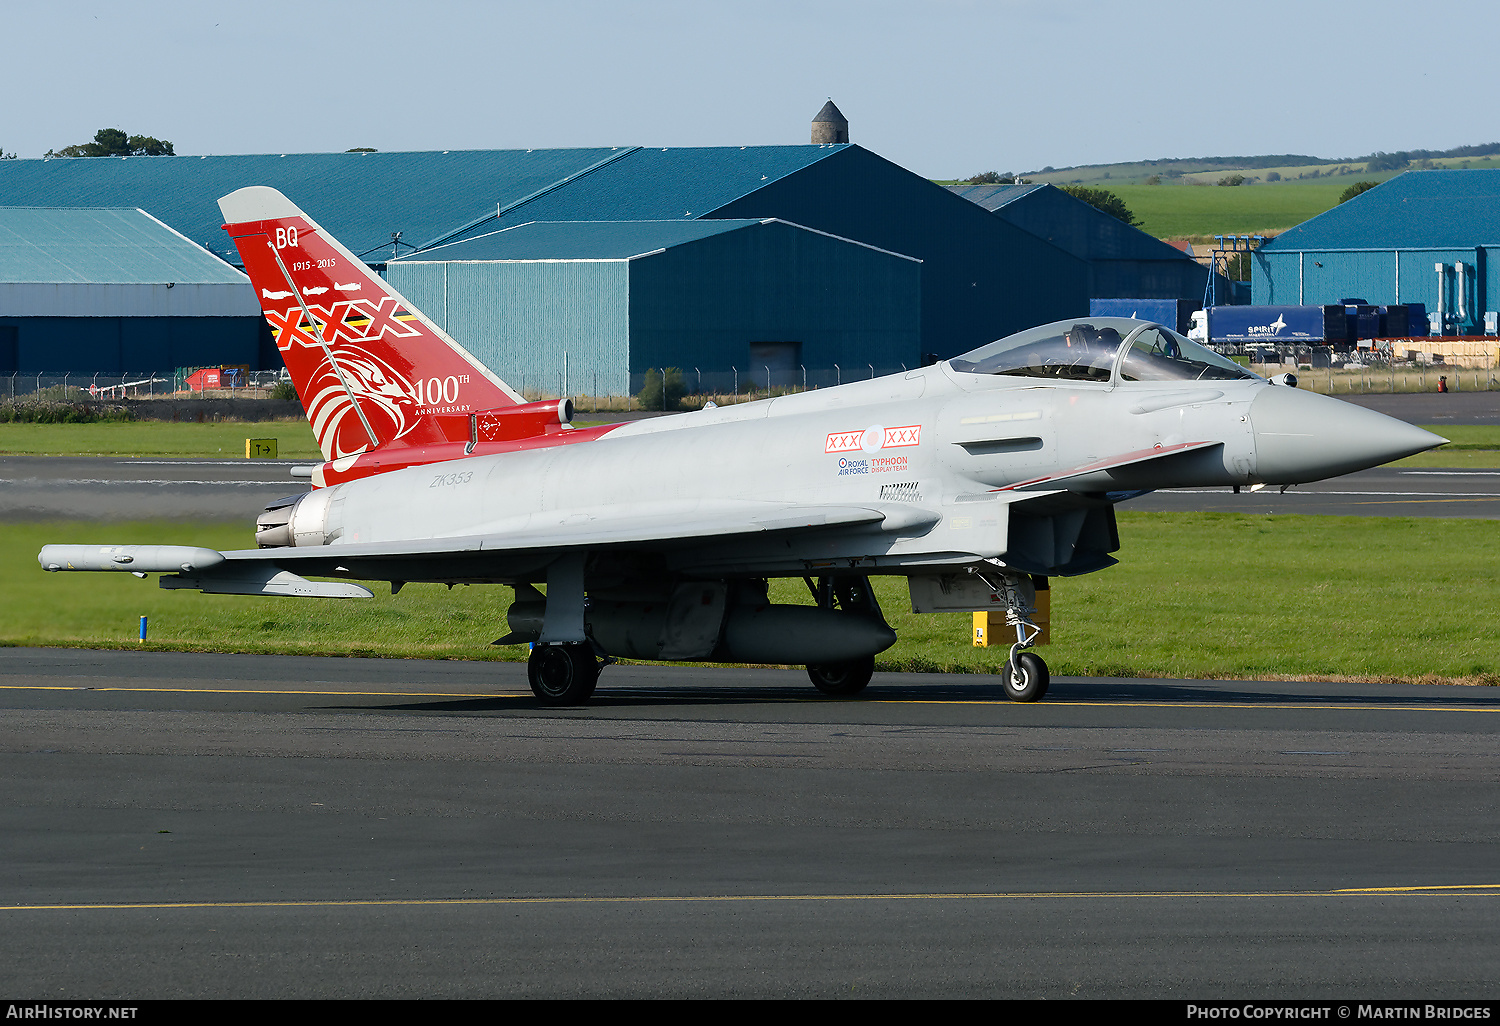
[0,315,267,374]
[388,260,631,396]
[1089,259,1207,301]
[709,147,1089,356]
[0,282,258,317]
[1255,247,1498,316]
[964,185,1209,301]
[627,220,921,375]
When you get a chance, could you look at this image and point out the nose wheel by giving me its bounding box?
[528,643,600,705]
[1003,651,1049,702]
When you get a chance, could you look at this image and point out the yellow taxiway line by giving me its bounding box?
[7,884,1500,913]
[0,683,1497,712]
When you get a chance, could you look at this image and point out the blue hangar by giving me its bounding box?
[947,181,1208,301]
[1254,169,1500,335]
[0,133,1090,386]
[0,206,262,378]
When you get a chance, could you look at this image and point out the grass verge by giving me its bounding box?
[0,420,321,458]
[9,514,1498,684]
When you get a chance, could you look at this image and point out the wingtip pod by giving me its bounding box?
[39,545,225,573]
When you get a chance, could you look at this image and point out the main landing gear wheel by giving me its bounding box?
[1003,652,1049,702]
[528,643,600,706]
[806,655,875,696]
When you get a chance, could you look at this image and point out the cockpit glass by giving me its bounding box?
[948,320,1129,382]
[1118,327,1259,382]
[950,317,1260,384]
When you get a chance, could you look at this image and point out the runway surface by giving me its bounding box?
[3,647,1499,999]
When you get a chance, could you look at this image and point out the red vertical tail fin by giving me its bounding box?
[219,186,521,460]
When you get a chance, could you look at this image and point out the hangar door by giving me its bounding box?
[749,341,801,389]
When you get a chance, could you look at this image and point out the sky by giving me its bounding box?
[6,0,1496,178]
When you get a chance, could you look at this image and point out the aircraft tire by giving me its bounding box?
[806,655,875,696]
[528,643,600,705]
[1003,652,1049,702]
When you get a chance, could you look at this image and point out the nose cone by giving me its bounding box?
[1250,385,1447,484]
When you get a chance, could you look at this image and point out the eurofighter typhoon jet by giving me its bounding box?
[39,187,1445,704]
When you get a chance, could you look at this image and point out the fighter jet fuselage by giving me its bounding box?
[38,187,1446,705]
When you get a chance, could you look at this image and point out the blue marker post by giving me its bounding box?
[139,615,147,644]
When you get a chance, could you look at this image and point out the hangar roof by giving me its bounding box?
[946,182,1046,208]
[0,206,248,284]
[1262,169,1500,251]
[947,182,1196,263]
[395,217,921,263]
[0,146,848,265]
[394,219,768,261]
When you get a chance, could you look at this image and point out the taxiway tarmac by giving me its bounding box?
[2,647,1498,999]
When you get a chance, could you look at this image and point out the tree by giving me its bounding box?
[1364,151,1410,173]
[346,147,378,153]
[0,146,15,160]
[962,170,1029,184]
[46,128,175,158]
[1058,185,1142,227]
[636,367,687,411]
[1338,181,1378,204]
[1217,173,1246,187]
[1223,251,1252,281]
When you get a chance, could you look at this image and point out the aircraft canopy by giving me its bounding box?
[951,317,1259,384]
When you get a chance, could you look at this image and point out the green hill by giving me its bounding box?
[948,144,1500,240]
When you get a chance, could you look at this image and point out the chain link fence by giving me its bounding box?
[1230,344,1499,394]
[4,369,288,402]
[9,350,1491,410]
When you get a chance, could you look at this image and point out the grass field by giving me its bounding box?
[956,159,1500,241]
[9,514,1497,684]
[0,420,321,457]
[1106,179,1358,239]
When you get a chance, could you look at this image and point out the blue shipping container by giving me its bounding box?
[1404,303,1428,337]
[1089,298,1201,335]
[1206,305,1327,345]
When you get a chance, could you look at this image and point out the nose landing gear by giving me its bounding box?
[969,566,1051,702]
